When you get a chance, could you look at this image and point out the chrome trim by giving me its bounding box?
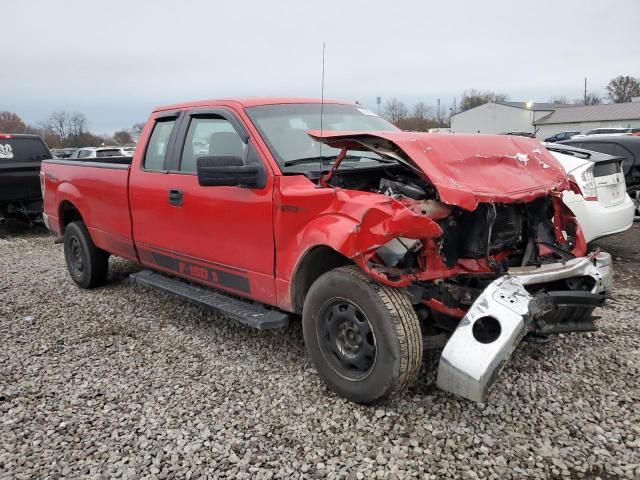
[436,276,533,402]
[437,252,613,402]
[42,212,51,231]
[508,255,611,294]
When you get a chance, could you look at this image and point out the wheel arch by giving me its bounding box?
[58,200,84,233]
[290,245,353,314]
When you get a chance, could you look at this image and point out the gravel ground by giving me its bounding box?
[1,223,639,479]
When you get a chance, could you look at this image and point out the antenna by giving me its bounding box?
[319,41,326,176]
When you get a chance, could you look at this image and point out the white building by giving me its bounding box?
[450,99,640,140]
[534,101,640,139]
[450,101,570,135]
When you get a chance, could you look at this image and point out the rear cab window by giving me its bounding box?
[144,118,177,171]
[0,136,51,162]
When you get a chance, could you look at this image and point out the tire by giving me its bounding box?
[302,265,422,404]
[63,221,109,289]
[540,305,594,325]
[627,184,640,220]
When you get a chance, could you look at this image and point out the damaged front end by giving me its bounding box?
[307,131,613,402]
[436,251,611,402]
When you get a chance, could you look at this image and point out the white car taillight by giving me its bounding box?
[569,163,597,201]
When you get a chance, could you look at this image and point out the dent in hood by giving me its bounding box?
[308,131,569,211]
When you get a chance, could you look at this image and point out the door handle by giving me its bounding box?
[168,188,183,207]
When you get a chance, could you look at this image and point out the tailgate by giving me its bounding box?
[594,159,626,207]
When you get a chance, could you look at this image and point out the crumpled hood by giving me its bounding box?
[308,131,569,211]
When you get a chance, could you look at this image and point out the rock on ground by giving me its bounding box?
[1,223,639,479]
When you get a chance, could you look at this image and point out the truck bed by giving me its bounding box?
[41,158,137,261]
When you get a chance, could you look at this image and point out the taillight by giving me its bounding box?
[0,134,12,139]
[568,164,597,201]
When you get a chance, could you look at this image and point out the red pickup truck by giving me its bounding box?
[41,97,612,404]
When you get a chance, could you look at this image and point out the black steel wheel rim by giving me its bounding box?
[68,236,84,275]
[316,298,377,381]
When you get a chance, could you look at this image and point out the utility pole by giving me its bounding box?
[584,77,587,105]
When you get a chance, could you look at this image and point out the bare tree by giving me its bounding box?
[131,122,145,141]
[46,111,70,142]
[584,92,602,105]
[550,96,569,104]
[113,130,133,145]
[69,112,87,137]
[459,89,510,112]
[606,75,640,103]
[572,92,602,106]
[413,102,432,121]
[383,98,409,126]
[0,111,27,133]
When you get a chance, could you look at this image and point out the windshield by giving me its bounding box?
[245,103,399,169]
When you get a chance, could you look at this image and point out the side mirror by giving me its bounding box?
[196,155,266,188]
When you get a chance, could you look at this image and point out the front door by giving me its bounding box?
[129,108,276,305]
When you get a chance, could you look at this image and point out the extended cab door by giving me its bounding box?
[129,108,277,305]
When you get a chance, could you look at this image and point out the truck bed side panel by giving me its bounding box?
[42,160,137,261]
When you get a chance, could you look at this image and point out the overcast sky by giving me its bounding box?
[3,0,639,133]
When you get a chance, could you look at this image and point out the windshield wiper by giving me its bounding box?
[284,154,395,167]
[283,155,335,167]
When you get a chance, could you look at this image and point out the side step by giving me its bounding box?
[130,270,290,330]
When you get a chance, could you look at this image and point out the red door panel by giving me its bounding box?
[129,111,276,305]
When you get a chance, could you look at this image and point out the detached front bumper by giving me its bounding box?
[436,252,612,402]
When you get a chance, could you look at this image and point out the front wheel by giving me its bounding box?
[302,265,423,404]
[63,221,109,289]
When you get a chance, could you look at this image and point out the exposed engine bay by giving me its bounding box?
[322,162,594,330]
[325,164,581,271]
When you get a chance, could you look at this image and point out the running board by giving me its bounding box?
[129,270,290,330]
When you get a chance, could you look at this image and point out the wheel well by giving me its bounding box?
[59,201,83,233]
[290,246,351,313]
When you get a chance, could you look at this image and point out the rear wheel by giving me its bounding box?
[63,221,109,288]
[302,265,422,404]
[628,185,640,220]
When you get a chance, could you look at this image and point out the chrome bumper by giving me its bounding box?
[508,251,612,295]
[436,252,612,402]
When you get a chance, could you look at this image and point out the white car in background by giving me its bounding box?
[68,147,133,159]
[546,143,635,243]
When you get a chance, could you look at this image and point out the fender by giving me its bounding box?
[277,199,443,310]
[55,181,86,230]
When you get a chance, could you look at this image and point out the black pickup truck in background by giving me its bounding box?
[0,133,52,222]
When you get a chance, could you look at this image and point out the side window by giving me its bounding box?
[612,144,635,172]
[612,144,632,160]
[78,150,92,159]
[144,119,176,171]
[179,117,246,173]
